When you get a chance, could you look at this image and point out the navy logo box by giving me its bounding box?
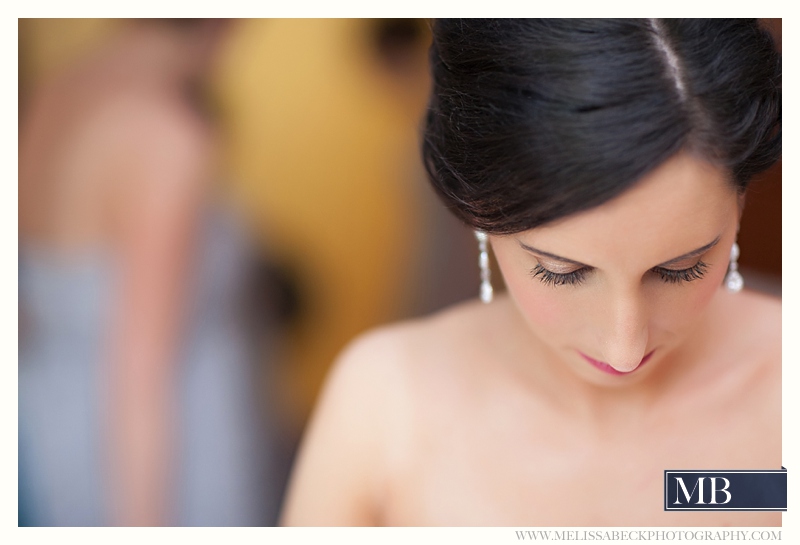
[664,468,786,511]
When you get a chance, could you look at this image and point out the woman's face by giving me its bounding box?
[490,152,740,385]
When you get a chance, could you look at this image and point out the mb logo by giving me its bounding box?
[673,476,731,505]
[664,469,786,512]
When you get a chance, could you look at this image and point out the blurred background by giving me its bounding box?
[17,18,782,527]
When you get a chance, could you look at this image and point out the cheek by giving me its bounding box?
[688,266,725,316]
[694,269,724,309]
[651,268,725,333]
[502,266,576,336]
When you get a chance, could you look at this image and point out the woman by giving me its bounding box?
[19,19,276,525]
[280,19,781,526]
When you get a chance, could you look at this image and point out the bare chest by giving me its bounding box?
[384,396,780,526]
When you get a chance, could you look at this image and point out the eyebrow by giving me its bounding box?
[656,236,721,267]
[518,242,589,267]
[518,235,722,269]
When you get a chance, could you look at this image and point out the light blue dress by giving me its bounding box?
[19,208,278,526]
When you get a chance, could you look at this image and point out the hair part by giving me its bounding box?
[648,19,689,102]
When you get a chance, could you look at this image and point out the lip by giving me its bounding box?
[579,350,656,376]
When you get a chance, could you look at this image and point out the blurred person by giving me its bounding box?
[211,18,440,498]
[19,18,277,526]
[281,19,781,526]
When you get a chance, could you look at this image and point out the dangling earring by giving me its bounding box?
[475,230,493,303]
[725,241,744,293]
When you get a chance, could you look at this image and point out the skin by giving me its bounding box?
[281,152,781,526]
[19,22,227,525]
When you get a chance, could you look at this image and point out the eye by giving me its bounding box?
[652,260,708,284]
[530,264,589,286]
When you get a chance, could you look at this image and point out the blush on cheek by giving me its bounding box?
[505,275,567,330]
[695,275,722,310]
[659,271,724,332]
[687,263,728,314]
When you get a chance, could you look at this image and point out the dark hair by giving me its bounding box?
[422,19,781,234]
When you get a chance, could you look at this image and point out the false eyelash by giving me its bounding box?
[652,260,708,284]
[530,260,710,288]
[530,264,588,286]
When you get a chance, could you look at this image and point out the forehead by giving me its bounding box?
[521,153,737,266]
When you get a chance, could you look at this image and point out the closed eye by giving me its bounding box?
[651,261,708,284]
[520,236,719,288]
[529,264,590,286]
[529,261,709,287]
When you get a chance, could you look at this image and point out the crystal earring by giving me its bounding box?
[475,230,493,303]
[724,241,744,293]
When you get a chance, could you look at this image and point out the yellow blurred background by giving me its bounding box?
[215,18,434,432]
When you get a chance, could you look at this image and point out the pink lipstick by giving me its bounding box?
[579,350,655,376]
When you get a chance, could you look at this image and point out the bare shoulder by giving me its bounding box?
[344,297,491,356]
[42,89,216,214]
[321,296,519,451]
[96,95,215,228]
[279,320,426,525]
[280,297,504,525]
[338,296,513,390]
[103,93,214,173]
[310,296,499,432]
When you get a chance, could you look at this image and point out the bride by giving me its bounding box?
[281,19,781,526]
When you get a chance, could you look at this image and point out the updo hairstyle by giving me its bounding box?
[422,19,781,234]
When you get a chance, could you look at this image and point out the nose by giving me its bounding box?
[599,291,649,372]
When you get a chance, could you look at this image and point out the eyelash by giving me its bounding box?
[653,260,708,284]
[529,261,709,287]
[530,264,588,286]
